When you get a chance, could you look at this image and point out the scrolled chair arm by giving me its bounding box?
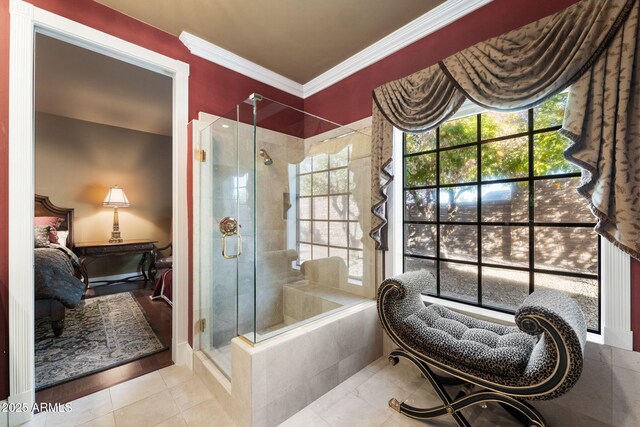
[377,270,434,334]
[515,288,587,346]
[514,288,587,399]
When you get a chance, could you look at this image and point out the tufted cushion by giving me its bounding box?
[402,304,538,377]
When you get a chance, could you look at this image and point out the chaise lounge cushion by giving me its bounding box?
[402,304,538,378]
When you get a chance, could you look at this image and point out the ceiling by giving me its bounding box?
[35,34,173,136]
[95,0,446,83]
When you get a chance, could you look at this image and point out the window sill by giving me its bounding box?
[421,294,604,345]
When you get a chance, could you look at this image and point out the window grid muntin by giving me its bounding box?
[296,147,364,280]
[402,109,601,333]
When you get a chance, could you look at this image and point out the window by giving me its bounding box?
[402,92,601,332]
[297,147,364,281]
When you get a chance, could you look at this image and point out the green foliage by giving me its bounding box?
[405,153,436,187]
[404,92,577,217]
[440,115,477,147]
[405,130,435,154]
[482,137,528,180]
[534,92,568,129]
[482,110,528,140]
[404,92,575,189]
[440,146,476,184]
[534,132,579,176]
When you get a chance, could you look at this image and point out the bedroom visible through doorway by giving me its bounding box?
[33,33,174,404]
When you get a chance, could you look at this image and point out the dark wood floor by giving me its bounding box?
[35,285,173,405]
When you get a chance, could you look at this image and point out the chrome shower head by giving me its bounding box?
[259,149,273,166]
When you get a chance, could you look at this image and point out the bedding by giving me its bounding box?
[34,225,51,248]
[34,216,64,243]
[56,230,69,248]
[35,244,85,308]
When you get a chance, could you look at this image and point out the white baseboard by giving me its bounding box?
[604,326,634,351]
[175,342,193,370]
[7,389,33,427]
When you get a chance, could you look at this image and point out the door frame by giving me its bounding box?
[8,1,190,424]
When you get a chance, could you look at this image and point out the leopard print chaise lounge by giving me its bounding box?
[377,270,587,427]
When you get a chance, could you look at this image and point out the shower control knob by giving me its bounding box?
[219,217,239,235]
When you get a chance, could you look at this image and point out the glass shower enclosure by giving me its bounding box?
[197,94,374,378]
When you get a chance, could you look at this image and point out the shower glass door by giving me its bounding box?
[198,100,256,379]
[197,93,374,377]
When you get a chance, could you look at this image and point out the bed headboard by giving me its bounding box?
[35,194,75,248]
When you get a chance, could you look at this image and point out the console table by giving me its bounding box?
[73,239,157,286]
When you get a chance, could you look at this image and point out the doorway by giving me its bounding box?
[8,2,189,424]
[33,32,174,403]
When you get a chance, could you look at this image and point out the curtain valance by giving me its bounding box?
[370,0,640,259]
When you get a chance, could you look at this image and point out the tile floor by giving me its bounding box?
[24,357,527,427]
[281,357,519,427]
[24,365,234,427]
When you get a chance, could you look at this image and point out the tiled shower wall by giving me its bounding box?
[253,127,305,332]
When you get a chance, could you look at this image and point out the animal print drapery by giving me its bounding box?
[370,0,640,259]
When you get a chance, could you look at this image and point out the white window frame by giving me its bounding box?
[385,101,632,349]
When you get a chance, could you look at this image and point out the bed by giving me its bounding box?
[34,194,88,337]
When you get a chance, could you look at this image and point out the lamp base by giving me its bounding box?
[109,207,124,243]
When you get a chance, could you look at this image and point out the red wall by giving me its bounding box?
[25,0,304,119]
[303,0,580,124]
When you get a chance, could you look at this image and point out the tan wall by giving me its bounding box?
[35,112,172,277]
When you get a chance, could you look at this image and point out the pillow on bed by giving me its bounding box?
[56,230,69,248]
[34,216,63,243]
[34,225,51,248]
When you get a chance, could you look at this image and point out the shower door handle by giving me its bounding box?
[219,217,242,259]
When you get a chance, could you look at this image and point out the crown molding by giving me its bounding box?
[179,0,492,99]
[303,0,492,97]
[179,31,304,97]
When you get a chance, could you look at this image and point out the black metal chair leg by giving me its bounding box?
[389,349,471,427]
[499,401,536,426]
[387,349,546,427]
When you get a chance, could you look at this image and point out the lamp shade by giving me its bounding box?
[103,185,130,207]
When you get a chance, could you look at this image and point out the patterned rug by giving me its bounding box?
[35,292,167,390]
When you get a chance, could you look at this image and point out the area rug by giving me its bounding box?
[35,292,167,390]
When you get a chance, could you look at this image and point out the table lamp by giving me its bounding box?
[103,185,130,243]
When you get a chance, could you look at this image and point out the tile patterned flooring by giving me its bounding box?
[24,365,234,427]
[24,356,523,427]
